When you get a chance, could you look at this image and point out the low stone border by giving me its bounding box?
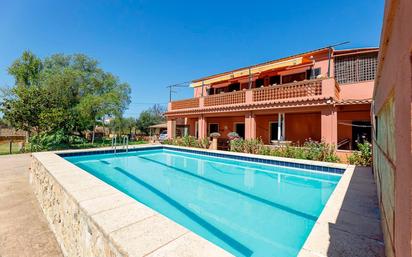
[30,144,354,257]
[30,146,232,257]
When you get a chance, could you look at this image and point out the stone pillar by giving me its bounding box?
[321,108,337,146]
[167,119,176,139]
[245,112,256,140]
[198,116,207,139]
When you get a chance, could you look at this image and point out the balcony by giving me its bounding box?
[168,78,339,112]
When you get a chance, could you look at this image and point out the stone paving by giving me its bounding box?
[299,166,385,257]
[0,154,63,257]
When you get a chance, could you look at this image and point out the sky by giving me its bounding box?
[0,0,384,117]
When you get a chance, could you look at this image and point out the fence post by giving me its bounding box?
[9,140,12,154]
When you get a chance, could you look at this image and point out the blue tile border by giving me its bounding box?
[57,146,163,157]
[57,146,345,174]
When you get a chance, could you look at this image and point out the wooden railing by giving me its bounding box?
[168,78,338,111]
[204,90,246,107]
[253,79,323,102]
[170,98,199,110]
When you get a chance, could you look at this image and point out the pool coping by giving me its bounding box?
[31,144,354,256]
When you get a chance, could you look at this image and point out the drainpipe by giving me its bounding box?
[327,47,332,78]
[310,56,315,79]
[248,68,252,89]
[326,41,350,78]
[201,81,204,97]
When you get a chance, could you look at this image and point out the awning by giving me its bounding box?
[149,123,167,129]
[190,57,303,87]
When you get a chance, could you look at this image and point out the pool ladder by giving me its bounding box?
[111,135,129,153]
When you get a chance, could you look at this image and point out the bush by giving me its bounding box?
[229,138,340,163]
[348,141,372,166]
[27,130,87,151]
[162,136,210,149]
[227,131,240,140]
[229,138,244,152]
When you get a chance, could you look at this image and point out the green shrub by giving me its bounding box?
[229,138,245,152]
[348,141,372,166]
[229,138,340,163]
[162,136,210,149]
[227,131,240,140]
[302,140,340,162]
[27,130,88,151]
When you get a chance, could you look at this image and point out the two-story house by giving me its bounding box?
[165,47,378,151]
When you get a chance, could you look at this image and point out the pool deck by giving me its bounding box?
[0,154,63,257]
[298,166,385,257]
[1,146,385,257]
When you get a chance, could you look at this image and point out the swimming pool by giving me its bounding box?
[64,147,342,257]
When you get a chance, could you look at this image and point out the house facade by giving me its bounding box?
[372,0,412,256]
[165,47,378,150]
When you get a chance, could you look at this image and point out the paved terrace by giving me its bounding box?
[0,152,384,257]
[300,166,385,257]
[0,154,63,257]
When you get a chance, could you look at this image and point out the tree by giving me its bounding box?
[1,51,45,136]
[136,104,166,135]
[0,51,131,144]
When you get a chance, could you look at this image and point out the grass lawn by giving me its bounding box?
[70,139,147,149]
[0,140,148,155]
[0,142,22,155]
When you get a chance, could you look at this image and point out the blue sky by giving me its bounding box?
[0,0,384,117]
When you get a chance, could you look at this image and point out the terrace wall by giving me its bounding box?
[285,113,321,144]
[206,116,244,137]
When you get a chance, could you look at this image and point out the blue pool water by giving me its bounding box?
[64,148,342,257]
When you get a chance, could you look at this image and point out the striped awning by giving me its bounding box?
[190,57,304,87]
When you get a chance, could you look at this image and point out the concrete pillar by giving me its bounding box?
[167,119,176,139]
[321,108,338,146]
[245,112,256,140]
[277,113,285,140]
[198,116,207,139]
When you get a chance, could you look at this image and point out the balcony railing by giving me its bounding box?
[252,79,322,102]
[204,90,246,107]
[170,98,199,110]
[168,78,338,111]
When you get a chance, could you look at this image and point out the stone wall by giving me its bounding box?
[29,150,231,257]
[30,157,124,257]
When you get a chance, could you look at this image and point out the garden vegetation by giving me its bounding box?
[1,51,131,150]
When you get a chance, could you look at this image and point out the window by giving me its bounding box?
[269,75,280,85]
[281,72,306,84]
[334,52,378,84]
[255,78,265,87]
[306,68,321,79]
[269,122,279,141]
[234,123,245,138]
[208,123,219,134]
[207,87,215,95]
[352,121,372,150]
[228,83,240,92]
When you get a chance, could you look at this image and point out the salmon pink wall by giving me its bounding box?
[339,81,374,100]
[194,86,210,98]
[255,114,278,144]
[186,118,197,136]
[205,116,244,137]
[337,109,371,148]
[285,113,321,144]
[373,0,412,256]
